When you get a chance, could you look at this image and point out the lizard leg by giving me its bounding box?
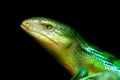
[71,67,88,80]
[80,71,120,80]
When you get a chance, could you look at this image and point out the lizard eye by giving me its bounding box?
[40,22,53,30]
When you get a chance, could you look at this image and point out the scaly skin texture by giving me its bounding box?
[20,17,120,80]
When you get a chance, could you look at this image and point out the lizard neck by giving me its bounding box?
[55,36,88,75]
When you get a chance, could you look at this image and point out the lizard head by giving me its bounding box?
[20,17,87,74]
[20,17,78,55]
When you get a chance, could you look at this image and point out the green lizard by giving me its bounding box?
[20,17,120,80]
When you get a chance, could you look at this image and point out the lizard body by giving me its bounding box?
[20,17,120,80]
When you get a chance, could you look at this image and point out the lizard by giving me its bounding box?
[20,17,120,80]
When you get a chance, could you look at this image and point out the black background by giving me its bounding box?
[15,3,120,80]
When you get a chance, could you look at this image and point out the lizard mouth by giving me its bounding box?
[20,23,58,45]
[20,23,37,34]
